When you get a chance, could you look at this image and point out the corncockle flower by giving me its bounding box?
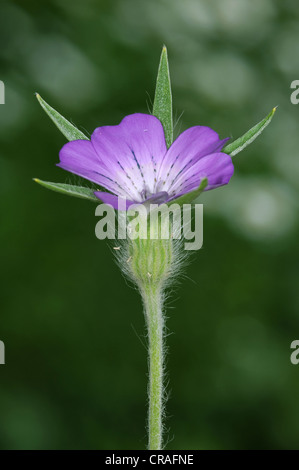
[57,113,234,209]
[34,46,276,450]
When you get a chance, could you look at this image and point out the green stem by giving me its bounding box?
[141,282,164,450]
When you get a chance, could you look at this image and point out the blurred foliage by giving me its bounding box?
[0,0,299,450]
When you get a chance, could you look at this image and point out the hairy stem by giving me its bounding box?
[141,282,164,450]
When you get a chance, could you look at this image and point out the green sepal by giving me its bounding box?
[33,179,100,202]
[35,93,89,141]
[224,107,277,157]
[153,46,173,148]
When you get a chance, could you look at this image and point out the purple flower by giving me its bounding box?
[58,113,234,208]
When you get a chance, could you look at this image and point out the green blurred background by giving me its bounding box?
[1,0,299,450]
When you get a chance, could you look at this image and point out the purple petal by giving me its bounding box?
[169,152,234,196]
[157,126,229,192]
[58,114,168,202]
[94,190,170,210]
[143,191,169,204]
[91,113,167,199]
[58,140,132,198]
[94,192,136,209]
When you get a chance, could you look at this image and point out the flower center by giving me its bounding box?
[140,189,169,205]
